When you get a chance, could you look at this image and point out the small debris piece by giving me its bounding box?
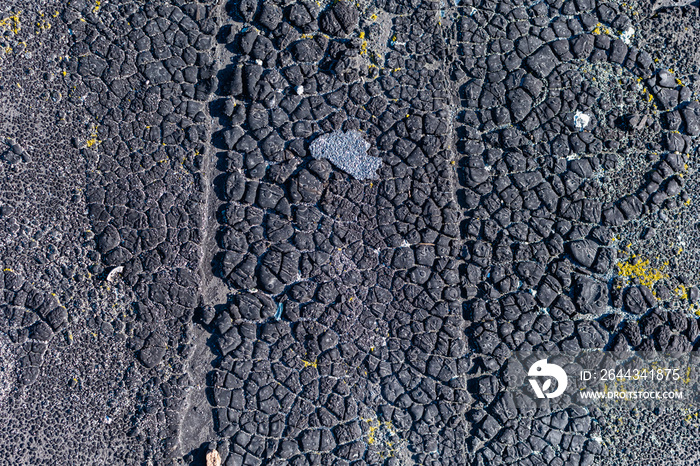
[206,449,221,466]
[620,27,634,45]
[573,111,590,131]
[106,266,124,283]
[309,130,381,180]
[274,302,283,320]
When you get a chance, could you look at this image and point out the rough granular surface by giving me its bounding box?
[0,333,15,405]
[310,130,381,180]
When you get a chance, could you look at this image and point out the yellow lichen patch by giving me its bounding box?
[364,418,394,445]
[301,359,318,368]
[616,255,667,289]
[367,423,379,445]
[361,416,405,459]
[86,136,100,148]
[86,124,101,148]
[683,366,692,384]
[35,18,51,33]
[0,12,21,35]
[676,284,688,300]
[592,23,611,35]
[691,303,700,316]
[93,0,101,13]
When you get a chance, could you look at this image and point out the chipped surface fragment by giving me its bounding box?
[309,130,381,180]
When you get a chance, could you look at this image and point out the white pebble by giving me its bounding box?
[106,266,124,283]
[573,111,590,132]
[620,27,635,45]
[296,85,304,95]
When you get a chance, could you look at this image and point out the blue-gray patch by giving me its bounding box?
[309,130,381,180]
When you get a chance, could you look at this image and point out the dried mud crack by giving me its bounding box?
[2,0,700,465]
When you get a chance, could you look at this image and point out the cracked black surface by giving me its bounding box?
[2,0,700,464]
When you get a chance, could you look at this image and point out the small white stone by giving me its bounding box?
[620,27,634,45]
[295,85,304,95]
[106,266,124,283]
[573,111,590,131]
[255,59,263,65]
[206,450,222,466]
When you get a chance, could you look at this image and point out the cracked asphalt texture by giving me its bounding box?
[2,0,700,464]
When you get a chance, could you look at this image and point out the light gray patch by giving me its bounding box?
[0,332,15,404]
[309,130,381,180]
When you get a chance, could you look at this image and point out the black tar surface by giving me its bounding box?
[2,0,700,464]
